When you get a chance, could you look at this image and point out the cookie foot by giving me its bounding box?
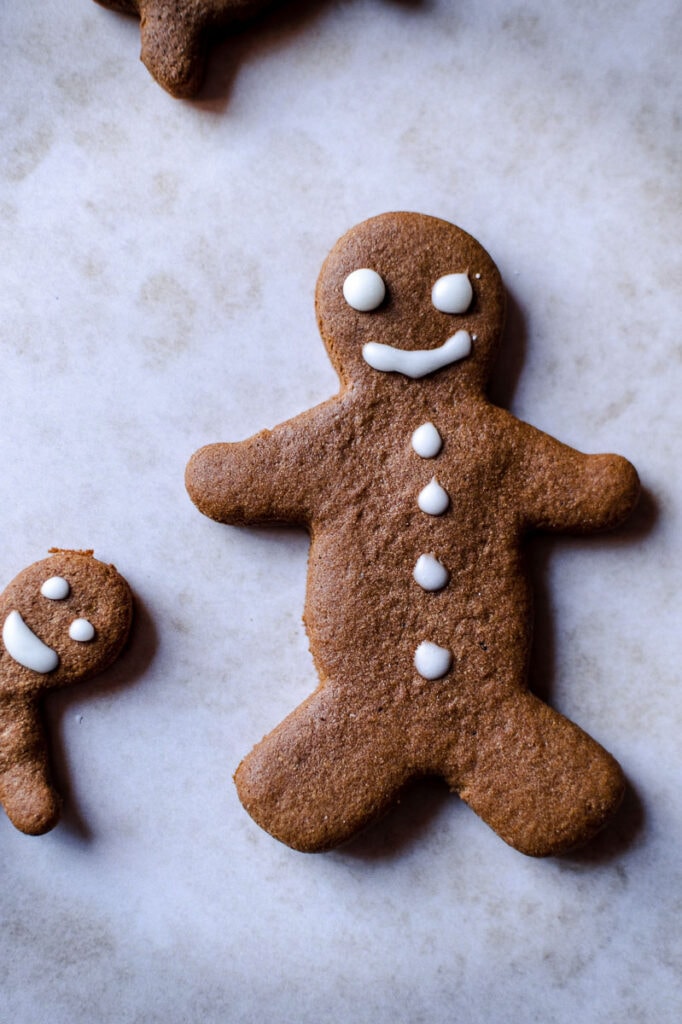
[0,763,61,835]
[453,692,625,856]
[235,689,410,852]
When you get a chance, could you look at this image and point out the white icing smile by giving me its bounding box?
[2,611,59,674]
[362,330,471,379]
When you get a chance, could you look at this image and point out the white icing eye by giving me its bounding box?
[41,576,70,600]
[343,268,386,312]
[432,273,473,314]
[69,618,95,642]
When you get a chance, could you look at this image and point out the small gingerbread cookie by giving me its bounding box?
[186,212,640,857]
[93,0,276,97]
[0,550,133,835]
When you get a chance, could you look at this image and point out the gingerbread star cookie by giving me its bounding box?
[0,550,133,835]
[186,212,640,857]
[93,0,276,97]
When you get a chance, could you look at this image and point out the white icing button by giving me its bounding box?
[342,268,386,312]
[362,330,471,379]
[2,611,59,673]
[415,641,452,680]
[432,273,473,314]
[69,618,95,642]
[411,422,442,458]
[40,576,70,600]
[413,554,450,591]
[418,478,450,515]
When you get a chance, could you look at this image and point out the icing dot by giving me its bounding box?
[343,268,386,312]
[432,273,473,314]
[413,554,450,591]
[411,422,442,458]
[415,641,452,680]
[418,478,449,515]
[69,618,95,642]
[41,576,70,600]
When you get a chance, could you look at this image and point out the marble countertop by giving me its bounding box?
[1,1,680,1021]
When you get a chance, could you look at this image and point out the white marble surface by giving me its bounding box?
[1,1,680,1020]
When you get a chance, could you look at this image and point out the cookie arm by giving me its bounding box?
[519,426,640,533]
[138,1,207,99]
[185,421,316,527]
[0,694,61,835]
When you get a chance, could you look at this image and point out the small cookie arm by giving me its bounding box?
[185,408,335,527]
[93,0,275,98]
[93,0,212,96]
[0,693,60,834]
[517,422,641,534]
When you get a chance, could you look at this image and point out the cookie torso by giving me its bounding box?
[303,390,532,714]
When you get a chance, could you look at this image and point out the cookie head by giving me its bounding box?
[0,551,133,693]
[315,212,506,392]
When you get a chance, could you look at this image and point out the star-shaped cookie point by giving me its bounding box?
[93,0,276,98]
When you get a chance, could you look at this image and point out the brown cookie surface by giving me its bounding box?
[186,212,640,856]
[93,0,277,97]
[0,550,133,835]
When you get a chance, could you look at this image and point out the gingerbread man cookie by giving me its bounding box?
[186,212,640,856]
[0,550,133,835]
[93,0,276,97]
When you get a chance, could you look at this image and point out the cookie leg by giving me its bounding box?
[0,696,61,835]
[447,692,625,856]
[235,688,411,852]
